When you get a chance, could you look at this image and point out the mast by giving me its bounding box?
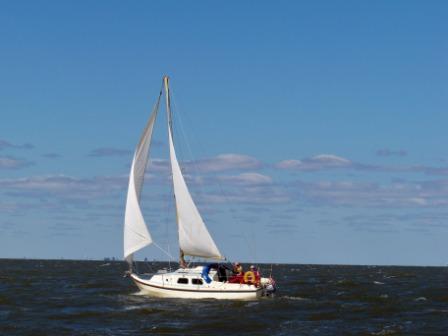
[164,75,223,262]
[164,76,173,135]
[163,76,186,267]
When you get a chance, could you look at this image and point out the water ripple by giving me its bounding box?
[0,260,447,335]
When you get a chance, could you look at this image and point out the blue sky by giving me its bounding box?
[1,1,447,265]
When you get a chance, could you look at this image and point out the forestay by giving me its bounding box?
[123,94,161,261]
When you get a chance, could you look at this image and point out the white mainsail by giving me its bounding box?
[164,77,223,260]
[123,94,161,261]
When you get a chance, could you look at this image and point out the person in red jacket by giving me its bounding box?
[228,262,244,283]
[233,262,243,275]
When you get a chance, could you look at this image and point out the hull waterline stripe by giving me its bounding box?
[132,275,262,294]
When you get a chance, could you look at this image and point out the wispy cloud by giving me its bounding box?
[5,150,448,220]
[148,158,169,172]
[201,184,290,205]
[0,139,34,151]
[88,147,132,157]
[217,172,272,186]
[376,148,407,157]
[289,179,448,208]
[147,154,262,173]
[0,156,34,169]
[343,212,448,233]
[192,154,262,172]
[414,166,448,176]
[265,222,299,234]
[0,170,276,216]
[0,175,127,199]
[42,153,62,159]
[276,154,356,171]
[6,173,447,211]
[276,153,448,176]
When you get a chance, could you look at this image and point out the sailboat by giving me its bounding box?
[123,76,276,300]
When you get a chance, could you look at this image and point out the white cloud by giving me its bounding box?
[147,153,261,173]
[376,148,407,157]
[0,175,127,198]
[276,153,448,176]
[218,172,272,186]
[201,182,290,205]
[191,154,262,172]
[290,179,448,208]
[342,211,448,233]
[276,154,352,171]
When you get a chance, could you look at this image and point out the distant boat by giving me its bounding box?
[123,76,276,299]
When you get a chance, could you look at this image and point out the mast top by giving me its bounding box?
[163,76,170,96]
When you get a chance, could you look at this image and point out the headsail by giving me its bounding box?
[123,92,161,261]
[164,76,223,260]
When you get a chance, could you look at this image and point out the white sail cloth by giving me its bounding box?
[123,98,160,260]
[167,126,223,260]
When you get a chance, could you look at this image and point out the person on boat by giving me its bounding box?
[250,265,261,285]
[233,262,243,275]
[179,250,187,269]
[217,264,230,282]
[201,264,214,283]
[228,262,245,283]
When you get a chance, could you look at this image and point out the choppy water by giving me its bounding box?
[0,260,447,335]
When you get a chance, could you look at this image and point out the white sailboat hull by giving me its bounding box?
[130,268,263,300]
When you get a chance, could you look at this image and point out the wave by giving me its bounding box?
[281,295,309,301]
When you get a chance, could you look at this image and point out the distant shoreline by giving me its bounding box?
[0,258,445,268]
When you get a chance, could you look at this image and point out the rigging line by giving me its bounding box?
[170,90,196,173]
[170,92,217,209]
[164,77,183,263]
[162,161,176,265]
[170,89,207,205]
[167,245,172,271]
[162,175,174,259]
[170,89,251,263]
[144,258,156,274]
[171,93,230,262]
[152,241,175,260]
[133,258,139,274]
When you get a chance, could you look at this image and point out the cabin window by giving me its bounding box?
[192,279,203,285]
[177,278,189,284]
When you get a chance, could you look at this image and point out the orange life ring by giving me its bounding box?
[243,271,255,284]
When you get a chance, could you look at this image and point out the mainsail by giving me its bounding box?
[164,77,223,260]
[123,92,161,261]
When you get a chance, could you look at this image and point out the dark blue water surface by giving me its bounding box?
[0,259,447,335]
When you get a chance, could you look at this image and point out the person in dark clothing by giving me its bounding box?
[217,264,232,282]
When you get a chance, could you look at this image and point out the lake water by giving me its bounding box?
[0,259,447,335]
